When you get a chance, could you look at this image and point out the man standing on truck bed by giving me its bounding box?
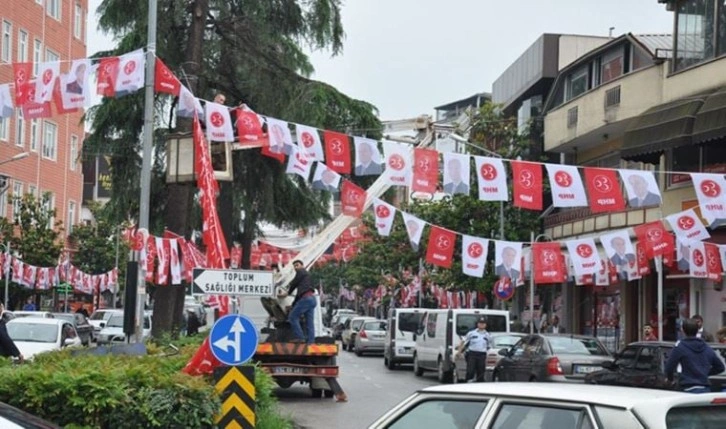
[280,260,317,343]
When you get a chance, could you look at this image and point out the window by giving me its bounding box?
[47,0,61,21]
[0,118,8,141]
[67,201,76,234]
[30,119,39,152]
[566,67,588,100]
[15,108,25,147]
[492,403,590,429]
[387,399,488,429]
[12,181,22,221]
[42,192,54,228]
[42,121,57,160]
[73,4,83,39]
[425,313,437,338]
[667,405,726,428]
[675,0,716,71]
[600,48,624,84]
[17,29,27,63]
[28,185,36,198]
[0,186,6,218]
[33,39,42,76]
[1,20,11,63]
[614,346,639,369]
[45,48,59,63]
[70,135,78,170]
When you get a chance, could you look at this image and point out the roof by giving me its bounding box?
[632,34,673,58]
[419,382,691,408]
[434,92,491,111]
[8,317,65,325]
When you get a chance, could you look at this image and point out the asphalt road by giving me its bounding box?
[274,346,439,429]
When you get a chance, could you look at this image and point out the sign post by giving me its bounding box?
[190,268,274,296]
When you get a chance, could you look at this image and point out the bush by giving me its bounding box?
[0,338,292,429]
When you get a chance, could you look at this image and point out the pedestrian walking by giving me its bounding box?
[456,316,491,382]
[665,318,724,393]
[279,260,317,343]
[0,302,23,363]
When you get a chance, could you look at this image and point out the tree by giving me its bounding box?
[87,0,381,337]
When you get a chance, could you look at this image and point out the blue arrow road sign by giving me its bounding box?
[210,314,259,366]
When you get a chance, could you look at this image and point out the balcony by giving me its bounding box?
[543,206,662,240]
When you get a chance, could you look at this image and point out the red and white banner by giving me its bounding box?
[34,61,59,104]
[566,237,599,277]
[96,56,120,97]
[619,169,662,208]
[583,167,625,213]
[401,212,425,250]
[665,208,710,242]
[474,156,508,201]
[383,140,412,187]
[154,58,181,96]
[204,102,234,142]
[235,107,265,147]
[372,198,396,236]
[635,242,651,276]
[461,235,489,278]
[323,130,351,174]
[634,220,673,260]
[13,258,25,284]
[595,259,610,286]
[340,180,366,217]
[266,117,294,154]
[532,242,565,284]
[425,226,456,268]
[22,264,37,288]
[705,243,722,281]
[690,173,726,227]
[169,238,182,285]
[411,148,439,194]
[12,62,33,106]
[510,161,542,210]
[689,241,708,278]
[295,124,324,161]
[285,145,314,180]
[353,137,383,176]
[442,152,470,195]
[545,164,588,207]
[115,49,145,94]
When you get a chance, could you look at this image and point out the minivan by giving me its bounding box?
[383,308,425,370]
[413,308,509,383]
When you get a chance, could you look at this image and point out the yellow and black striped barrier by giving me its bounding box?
[214,365,256,429]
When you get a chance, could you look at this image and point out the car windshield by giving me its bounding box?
[398,312,425,332]
[492,335,523,348]
[90,311,113,321]
[548,336,608,355]
[7,323,58,343]
[456,314,508,335]
[667,405,726,428]
[363,321,387,331]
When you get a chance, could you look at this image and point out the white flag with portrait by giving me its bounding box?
[619,170,662,208]
[401,212,425,251]
[600,229,638,281]
[0,84,12,118]
[665,208,710,242]
[689,240,708,278]
[115,49,145,94]
[493,240,523,280]
[382,140,412,186]
[372,198,396,236]
[566,237,600,277]
[205,101,234,142]
[474,156,508,201]
[690,173,726,227]
[354,136,383,176]
[177,85,203,118]
[462,235,489,278]
[286,144,314,180]
[266,117,294,154]
[34,61,60,103]
[60,59,91,110]
[442,152,471,195]
[545,164,588,207]
[169,239,182,285]
[295,124,324,161]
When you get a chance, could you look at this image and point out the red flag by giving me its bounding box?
[182,336,222,376]
[340,180,366,217]
[154,58,181,96]
[97,57,120,97]
[12,62,33,106]
[635,242,651,276]
[235,108,265,147]
[705,243,723,282]
[22,100,52,119]
[633,221,673,259]
[261,143,285,163]
[52,76,79,114]
[230,245,242,269]
[511,161,543,210]
[411,148,439,194]
[323,130,351,174]
[532,242,565,284]
[608,261,619,284]
[425,226,456,268]
[584,167,625,213]
[145,236,157,282]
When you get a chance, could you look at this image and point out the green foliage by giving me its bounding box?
[0,192,64,267]
[68,202,128,280]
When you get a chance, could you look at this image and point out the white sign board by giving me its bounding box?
[191,268,274,296]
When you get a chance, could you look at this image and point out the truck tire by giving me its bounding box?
[311,388,323,398]
[413,354,424,377]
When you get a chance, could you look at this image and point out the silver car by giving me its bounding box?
[354,320,387,356]
[341,316,375,351]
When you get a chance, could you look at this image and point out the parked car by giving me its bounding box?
[88,309,120,340]
[383,308,425,370]
[331,312,356,341]
[97,312,152,345]
[354,320,387,356]
[367,382,726,429]
[341,316,375,351]
[493,334,611,383]
[0,400,62,428]
[6,317,82,360]
[585,341,726,391]
[11,311,55,318]
[452,332,526,382]
[52,312,94,346]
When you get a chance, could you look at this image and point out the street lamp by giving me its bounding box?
[0,152,29,167]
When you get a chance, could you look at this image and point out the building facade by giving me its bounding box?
[0,0,86,236]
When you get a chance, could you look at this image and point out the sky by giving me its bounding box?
[87,0,674,120]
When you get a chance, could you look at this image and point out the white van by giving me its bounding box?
[383,308,426,370]
[413,308,509,383]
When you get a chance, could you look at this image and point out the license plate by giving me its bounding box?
[273,367,306,374]
[574,365,600,374]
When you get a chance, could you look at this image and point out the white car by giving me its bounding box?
[11,311,55,318]
[6,317,82,360]
[97,312,152,345]
[88,308,121,340]
[368,382,726,429]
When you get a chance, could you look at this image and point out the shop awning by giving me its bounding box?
[621,94,707,159]
[692,86,726,143]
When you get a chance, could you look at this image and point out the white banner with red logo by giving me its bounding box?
[372,198,396,236]
[34,61,59,104]
[566,237,599,277]
[474,156,508,201]
[285,144,314,180]
[461,235,489,278]
[295,124,324,161]
[689,241,708,278]
[169,238,182,285]
[665,208,710,242]
[425,226,456,268]
[595,258,610,286]
[545,164,588,208]
[115,49,145,94]
[690,173,726,227]
[383,140,412,187]
[204,101,234,142]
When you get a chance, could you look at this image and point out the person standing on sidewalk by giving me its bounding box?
[0,302,22,363]
[665,318,724,393]
[456,317,492,382]
[279,260,317,343]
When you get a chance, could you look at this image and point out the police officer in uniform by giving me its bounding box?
[456,316,491,382]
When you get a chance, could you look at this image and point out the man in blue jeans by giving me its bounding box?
[281,260,317,343]
[665,318,725,393]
